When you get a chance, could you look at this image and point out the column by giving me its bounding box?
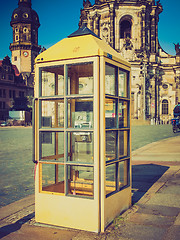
[141,8,146,50]
[94,13,100,37]
[89,16,94,32]
[150,11,156,53]
[109,6,115,48]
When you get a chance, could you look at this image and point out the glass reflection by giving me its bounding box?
[41,66,64,96]
[119,101,128,128]
[68,165,94,197]
[119,70,127,97]
[105,98,117,129]
[40,132,64,162]
[119,161,128,190]
[68,132,94,163]
[41,100,64,128]
[119,131,128,157]
[68,98,93,129]
[106,164,117,195]
[105,64,116,95]
[68,62,93,95]
[41,163,64,193]
[106,131,117,161]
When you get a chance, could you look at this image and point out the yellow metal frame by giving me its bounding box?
[34,34,131,233]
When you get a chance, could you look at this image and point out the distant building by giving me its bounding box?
[0,0,41,121]
[80,0,180,123]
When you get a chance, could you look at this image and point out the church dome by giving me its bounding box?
[10,0,40,27]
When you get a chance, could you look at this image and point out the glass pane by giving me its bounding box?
[119,131,128,157]
[40,132,64,162]
[105,98,117,129]
[119,161,129,190]
[41,163,64,193]
[67,62,93,95]
[119,101,128,128]
[41,66,64,96]
[41,100,64,128]
[68,165,94,197]
[106,131,117,161]
[41,71,55,96]
[106,164,117,195]
[67,132,93,163]
[68,98,93,128]
[105,64,116,95]
[119,70,127,97]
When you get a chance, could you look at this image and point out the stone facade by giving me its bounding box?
[0,0,41,121]
[80,0,180,123]
[0,56,31,120]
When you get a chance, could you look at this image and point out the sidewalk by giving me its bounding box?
[0,136,180,240]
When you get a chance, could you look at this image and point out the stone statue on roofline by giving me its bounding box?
[174,43,180,55]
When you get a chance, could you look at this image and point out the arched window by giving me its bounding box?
[120,20,132,39]
[162,99,168,115]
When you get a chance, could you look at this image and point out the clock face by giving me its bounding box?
[23,51,29,57]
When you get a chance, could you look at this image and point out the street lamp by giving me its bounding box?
[155,67,164,123]
[140,61,147,120]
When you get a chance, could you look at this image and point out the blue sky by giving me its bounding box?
[0,0,179,60]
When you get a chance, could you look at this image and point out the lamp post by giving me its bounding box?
[155,68,158,124]
[138,52,149,121]
[143,62,147,120]
[155,67,164,124]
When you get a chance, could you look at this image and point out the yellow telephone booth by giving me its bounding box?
[33,25,131,233]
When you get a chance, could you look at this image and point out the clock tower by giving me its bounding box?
[10,0,41,73]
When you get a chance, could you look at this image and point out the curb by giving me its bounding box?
[0,194,34,222]
[118,165,180,223]
[132,135,180,157]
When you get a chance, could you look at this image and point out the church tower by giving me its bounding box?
[10,0,41,73]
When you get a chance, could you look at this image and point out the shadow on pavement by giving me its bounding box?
[0,212,34,239]
[132,164,169,204]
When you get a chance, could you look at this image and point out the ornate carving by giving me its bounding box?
[124,38,133,50]
[101,23,110,43]
[174,43,180,55]
[83,0,92,8]
[95,0,107,4]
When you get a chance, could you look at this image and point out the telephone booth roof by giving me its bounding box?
[35,33,130,67]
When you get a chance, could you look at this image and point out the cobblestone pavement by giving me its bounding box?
[0,136,180,239]
[0,125,180,207]
[0,127,34,207]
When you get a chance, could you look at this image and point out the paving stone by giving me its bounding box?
[128,212,176,226]
[0,129,180,240]
[146,193,180,208]
[136,204,180,217]
[158,184,180,194]
[163,225,180,240]
[0,223,78,240]
[174,213,180,225]
[113,222,167,240]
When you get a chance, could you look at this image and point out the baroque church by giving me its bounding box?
[80,0,180,123]
[0,0,41,120]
